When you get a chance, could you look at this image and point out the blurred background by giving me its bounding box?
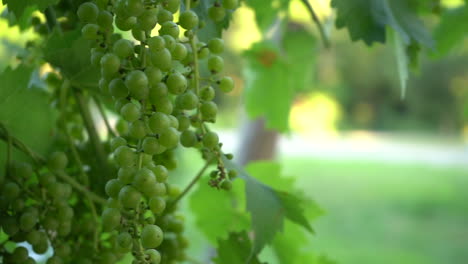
[2,0,468,263]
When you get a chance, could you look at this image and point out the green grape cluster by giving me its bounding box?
[75,0,237,263]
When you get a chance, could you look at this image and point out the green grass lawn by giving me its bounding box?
[281,158,468,264]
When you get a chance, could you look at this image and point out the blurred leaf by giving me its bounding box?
[391,29,409,99]
[4,5,36,30]
[2,0,59,19]
[43,29,99,90]
[0,65,55,166]
[432,4,468,57]
[193,0,236,42]
[245,0,289,32]
[223,158,317,256]
[189,176,249,244]
[213,231,264,264]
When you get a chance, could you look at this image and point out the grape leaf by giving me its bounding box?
[212,231,264,264]
[2,0,60,19]
[0,65,56,166]
[189,176,250,244]
[244,0,289,32]
[43,29,99,90]
[223,158,316,256]
[432,4,468,57]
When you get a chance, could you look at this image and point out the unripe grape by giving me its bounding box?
[151,165,168,182]
[118,167,136,184]
[120,103,140,122]
[146,249,162,264]
[223,0,238,9]
[20,212,37,231]
[38,172,56,188]
[203,131,219,149]
[168,115,179,129]
[117,231,133,250]
[159,21,180,38]
[179,10,198,30]
[110,78,129,99]
[149,83,168,104]
[148,36,166,52]
[200,85,215,101]
[208,38,224,54]
[12,246,29,263]
[218,76,234,93]
[141,225,164,248]
[166,72,187,95]
[105,179,124,198]
[77,2,99,23]
[100,53,120,77]
[126,70,149,100]
[150,48,172,71]
[157,8,173,24]
[220,179,232,190]
[98,10,113,30]
[138,8,158,31]
[145,67,163,86]
[48,151,68,171]
[126,0,145,16]
[149,112,170,134]
[115,16,137,31]
[171,43,188,61]
[180,130,197,147]
[159,127,179,148]
[197,44,210,59]
[162,35,176,51]
[208,55,224,73]
[102,208,121,231]
[200,101,218,121]
[176,91,199,110]
[143,137,163,155]
[208,5,226,22]
[91,50,104,67]
[176,115,190,131]
[131,27,145,41]
[99,78,110,94]
[149,197,166,215]
[114,146,136,167]
[155,97,173,114]
[118,185,142,209]
[26,230,41,245]
[82,24,100,40]
[116,118,129,135]
[162,0,180,13]
[3,181,20,201]
[128,120,147,139]
[133,168,156,192]
[113,39,134,58]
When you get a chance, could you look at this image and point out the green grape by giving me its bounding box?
[116,117,129,135]
[126,0,145,16]
[20,212,37,231]
[168,115,179,129]
[42,214,59,230]
[149,197,166,214]
[154,97,174,114]
[145,67,163,86]
[200,101,218,121]
[91,50,104,67]
[159,127,179,148]
[81,23,100,40]
[162,35,176,51]
[208,55,224,73]
[77,2,99,23]
[118,185,142,209]
[200,85,215,101]
[2,216,19,236]
[97,10,114,30]
[176,114,191,131]
[148,112,170,134]
[131,27,145,41]
[167,218,184,233]
[117,231,133,249]
[162,0,180,13]
[105,179,124,199]
[203,131,219,149]
[48,151,68,171]
[38,172,56,188]
[150,48,172,71]
[197,44,210,59]
[118,167,136,184]
[143,137,163,155]
[142,181,166,197]
[223,0,238,9]
[141,225,164,248]
[148,36,166,52]
[106,197,120,209]
[32,232,48,254]
[100,53,121,77]
[146,249,162,264]
[113,39,134,58]
[99,78,110,94]
[114,146,136,167]
[180,130,197,148]
[138,8,158,31]
[11,246,29,263]
[126,70,149,100]
[218,76,234,93]
[157,8,173,24]
[176,91,199,110]
[25,257,36,264]
[57,205,74,221]
[159,21,180,38]
[166,72,187,95]
[109,78,129,98]
[208,4,226,22]
[179,10,198,30]
[11,199,24,212]
[115,16,137,31]
[151,165,168,182]
[26,230,41,245]
[171,43,188,61]
[149,83,168,105]
[133,168,157,193]
[111,137,127,153]
[101,208,121,232]
[57,221,71,237]
[115,98,128,113]
[208,38,224,54]
[55,244,71,258]
[190,0,200,7]
[128,120,147,139]
[3,181,20,200]
[120,103,140,122]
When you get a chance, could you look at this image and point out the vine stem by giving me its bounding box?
[0,123,107,205]
[300,0,330,48]
[167,158,214,210]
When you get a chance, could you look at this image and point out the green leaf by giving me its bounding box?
[2,0,60,19]
[0,65,56,165]
[223,158,318,255]
[213,231,264,264]
[43,29,99,90]
[193,0,236,42]
[244,0,289,32]
[189,176,249,244]
[432,4,468,57]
